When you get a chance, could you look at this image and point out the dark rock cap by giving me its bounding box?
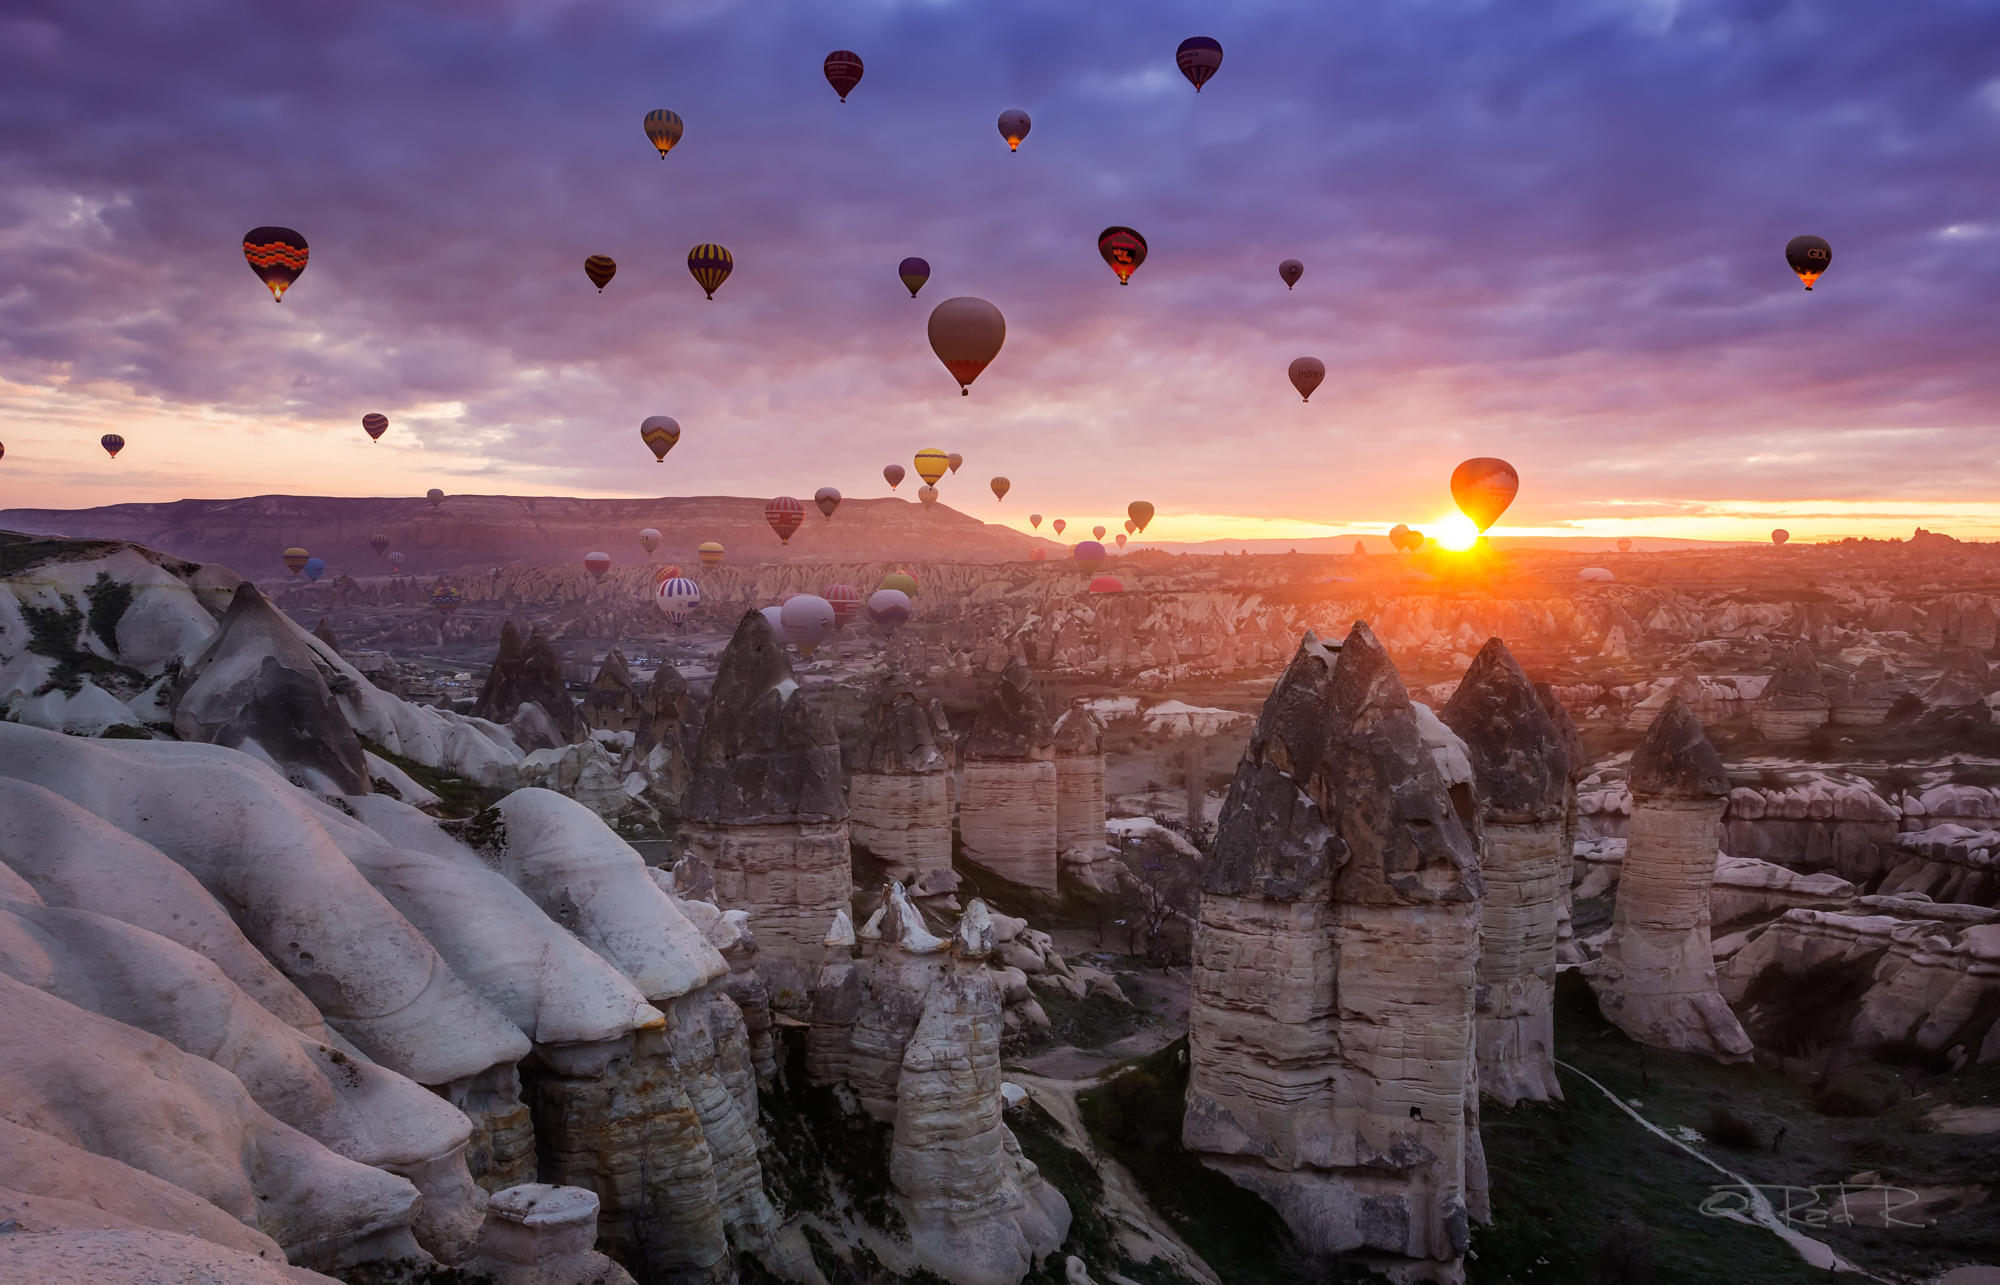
[854,670,947,776]
[963,657,1053,758]
[683,610,846,824]
[1630,696,1729,800]
[1440,638,1567,824]
[472,620,585,742]
[1763,640,1829,705]
[1051,702,1104,755]
[631,661,688,763]
[592,648,635,693]
[1532,681,1589,785]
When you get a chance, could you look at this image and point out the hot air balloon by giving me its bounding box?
[1785,235,1832,291]
[898,257,930,299]
[426,488,445,508]
[815,486,842,519]
[1098,226,1148,285]
[304,557,325,582]
[687,244,733,299]
[1074,540,1106,570]
[369,533,389,557]
[765,496,805,544]
[867,587,912,630]
[1772,529,1790,547]
[656,576,701,622]
[880,570,918,596]
[639,528,661,554]
[282,547,309,575]
[1089,575,1124,592]
[584,552,611,581]
[824,583,862,630]
[431,584,462,616]
[643,109,684,158]
[698,541,724,568]
[917,485,939,510]
[1279,259,1304,290]
[1175,36,1223,91]
[388,551,406,570]
[1617,537,1633,553]
[760,604,785,635]
[928,297,1006,396]
[1123,520,1135,534]
[1407,531,1427,551]
[1092,525,1107,540]
[824,50,864,101]
[883,464,905,490]
[990,476,1010,501]
[243,226,308,301]
[1029,514,1042,529]
[1127,500,1154,533]
[997,109,1031,152]
[914,448,949,486]
[655,563,682,583]
[362,412,388,442]
[100,434,125,459]
[1052,519,1066,536]
[1449,457,1520,532]
[584,255,617,291]
[0,443,5,462]
[1030,548,1046,561]
[1578,567,1615,583]
[1115,534,1128,549]
[640,416,682,463]
[1288,357,1325,403]
[946,452,964,474]
[780,594,836,657]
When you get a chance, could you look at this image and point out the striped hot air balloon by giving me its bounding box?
[656,576,701,622]
[100,434,125,459]
[640,415,681,463]
[584,255,617,291]
[698,541,724,568]
[1175,36,1224,91]
[687,244,733,299]
[362,412,388,442]
[643,109,684,158]
[765,496,805,544]
[913,448,949,486]
[282,547,309,575]
[243,226,308,301]
[388,551,406,570]
[824,50,864,101]
[583,552,612,581]
[369,533,389,556]
[990,476,1009,501]
[431,584,463,616]
[824,582,862,629]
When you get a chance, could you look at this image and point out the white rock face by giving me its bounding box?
[0,1230,340,1285]
[1052,704,1115,893]
[960,658,1060,893]
[1588,698,1753,1062]
[849,670,956,881]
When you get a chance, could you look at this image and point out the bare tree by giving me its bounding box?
[1116,830,1201,968]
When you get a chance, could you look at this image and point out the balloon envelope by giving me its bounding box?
[1074,540,1107,569]
[1578,567,1615,582]
[928,297,1006,395]
[584,255,616,291]
[388,552,406,569]
[362,413,388,441]
[990,476,1010,500]
[1616,538,1632,553]
[640,416,682,462]
[426,488,444,507]
[883,464,905,490]
[1288,357,1326,402]
[1089,575,1124,593]
[1052,519,1066,535]
[1115,534,1128,548]
[780,594,836,656]
[1097,226,1148,284]
[824,583,862,629]
[1030,548,1046,561]
[914,448,949,486]
[687,244,733,299]
[946,452,963,474]
[369,533,389,556]
[1029,514,1042,529]
[765,496,805,544]
[639,528,661,554]
[303,557,325,582]
[917,485,939,510]
[814,486,842,518]
[100,433,125,459]
[1279,259,1304,289]
[1175,36,1223,91]
[243,226,308,301]
[1449,457,1520,532]
[698,541,725,567]
[1772,529,1790,546]
[998,109,1031,151]
[880,571,918,596]
[1092,526,1107,540]
[898,256,930,298]
[1127,500,1154,532]
[643,108,684,157]
[824,50,864,101]
[584,552,611,581]
[282,547,309,574]
[1784,235,1831,290]
[656,576,701,621]
[759,604,785,635]
[431,584,462,615]
[866,588,912,630]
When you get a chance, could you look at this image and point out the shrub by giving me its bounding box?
[1706,1104,1762,1151]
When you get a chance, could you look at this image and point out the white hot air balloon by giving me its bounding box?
[656,576,701,621]
[780,593,837,657]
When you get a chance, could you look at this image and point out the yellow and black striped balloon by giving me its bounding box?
[243,226,308,302]
[584,255,617,292]
[643,109,684,158]
[686,244,733,299]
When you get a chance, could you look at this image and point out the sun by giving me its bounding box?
[1433,513,1481,551]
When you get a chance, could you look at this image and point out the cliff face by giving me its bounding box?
[1052,705,1113,892]
[1185,623,1485,1279]
[1752,641,1831,740]
[960,659,1058,893]
[1442,638,1570,1106]
[1589,697,1753,1061]
[847,671,955,884]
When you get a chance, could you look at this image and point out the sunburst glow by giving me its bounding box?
[1433,513,1481,551]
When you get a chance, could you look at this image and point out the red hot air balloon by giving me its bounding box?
[1115,533,1128,549]
[1175,36,1223,92]
[243,226,308,301]
[815,486,842,518]
[1029,514,1042,529]
[824,582,862,630]
[1288,357,1326,402]
[928,296,1006,396]
[1449,457,1520,533]
[1771,528,1790,547]
[1052,519,1066,536]
[584,552,612,581]
[765,496,805,544]
[1098,226,1148,285]
[100,434,125,459]
[883,464,905,490]
[824,50,864,101]
[898,257,930,299]
[1089,575,1125,593]
[362,413,388,441]
[1092,525,1107,540]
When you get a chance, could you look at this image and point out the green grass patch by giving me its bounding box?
[1009,1098,1195,1285]
[1013,984,1143,1053]
[757,1029,905,1237]
[361,738,503,818]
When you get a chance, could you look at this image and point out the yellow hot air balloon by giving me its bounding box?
[643,109,684,158]
[914,448,949,486]
[698,540,725,567]
[281,547,310,574]
[881,571,918,595]
[990,476,1010,501]
[640,415,681,463]
[927,297,1006,396]
[687,243,733,299]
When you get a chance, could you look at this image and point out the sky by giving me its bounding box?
[1,0,1997,545]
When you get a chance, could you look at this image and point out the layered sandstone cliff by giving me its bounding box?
[1751,641,1830,741]
[1051,704,1114,893]
[847,670,956,891]
[959,659,1058,893]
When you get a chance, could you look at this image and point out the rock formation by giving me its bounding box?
[677,610,851,1011]
[847,670,955,891]
[1924,648,1992,710]
[1830,656,1898,725]
[959,658,1058,893]
[466,1184,636,1285]
[472,621,584,745]
[1751,640,1830,740]
[1051,703,1115,893]
[580,648,642,733]
[1588,697,1753,1061]
[1442,638,1570,1106]
[810,887,1069,1284]
[1184,624,1486,1280]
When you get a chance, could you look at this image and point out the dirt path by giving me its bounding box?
[1009,1070,1221,1285]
